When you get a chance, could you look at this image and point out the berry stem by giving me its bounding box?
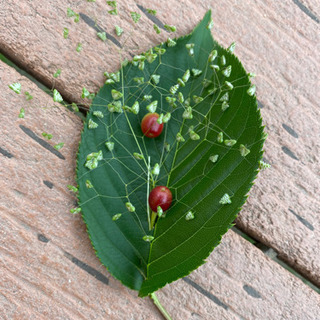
[149,292,173,320]
[150,211,157,230]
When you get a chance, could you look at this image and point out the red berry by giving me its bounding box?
[141,113,164,138]
[148,186,172,212]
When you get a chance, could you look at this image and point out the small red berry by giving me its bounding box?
[141,113,164,138]
[148,186,172,212]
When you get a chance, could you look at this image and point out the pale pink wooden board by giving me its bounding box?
[1,0,319,286]
[1,0,320,318]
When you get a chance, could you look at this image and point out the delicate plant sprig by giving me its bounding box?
[67,8,80,22]
[97,32,107,41]
[143,235,154,242]
[88,119,98,129]
[164,24,176,32]
[24,91,33,100]
[42,132,53,140]
[147,8,157,15]
[9,82,21,94]
[227,42,236,53]
[104,71,120,83]
[126,202,135,212]
[82,87,95,99]
[70,207,81,214]
[224,81,233,91]
[86,180,93,188]
[18,108,25,118]
[106,141,114,151]
[222,65,232,77]
[63,28,69,39]
[76,43,82,52]
[192,68,202,77]
[115,25,123,36]
[131,101,139,114]
[186,43,195,56]
[151,75,160,85]
[153,24,161,34]
[67,185,78,193]
[220,55,226,66]
[185,211,195,220]
[209,155,219,163]
[106,1,117,7]
[71,103,79,112]
[247,84,256,96]
[133,152,144,160]
[85,151,103,170]
[167,38,176,47]
[224,139,237,147]
[239,144,250,157]
[112,213,122,221]
[207,18,214,29]
[53,69,61,78]
[93,111,104,118]
[53,89,63,102]
[54,142,64,150]
[108,9,118,15]
[219,193,232,204]
[259,160,271,170]
[217,132,223,143]
[130,12,141,23]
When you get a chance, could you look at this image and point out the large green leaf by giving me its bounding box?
[77,11,265,297]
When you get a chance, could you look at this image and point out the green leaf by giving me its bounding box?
[77,11,265,297]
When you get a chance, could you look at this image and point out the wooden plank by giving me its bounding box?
[292,0,320,23]
[1,0,319,287]
[1,60,320,319]
[158,230,320,320]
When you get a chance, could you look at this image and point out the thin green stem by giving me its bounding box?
[166,119,185,186]
[147,156,151,230]
[120,63,148,170]
[150,292,173,320]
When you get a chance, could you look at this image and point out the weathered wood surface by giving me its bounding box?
[1,52,319,319]
[1,0,320,318]
[1,0,319,288]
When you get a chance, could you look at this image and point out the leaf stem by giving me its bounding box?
[147,156,151,230]
[150,292,173,320]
